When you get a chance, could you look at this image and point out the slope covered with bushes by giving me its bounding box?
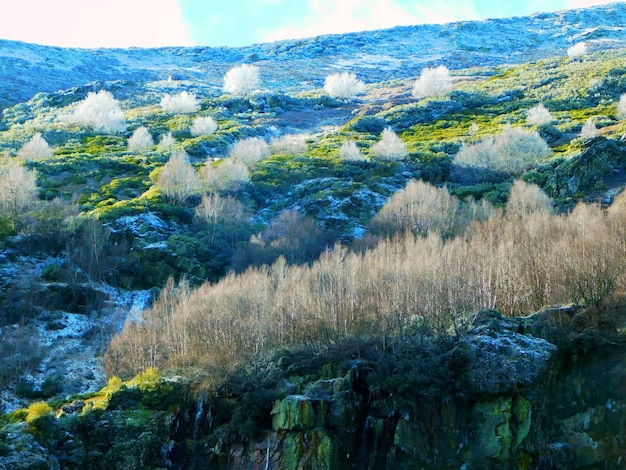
[2,5,626,467]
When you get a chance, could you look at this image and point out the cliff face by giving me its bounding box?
[3,306,625,469]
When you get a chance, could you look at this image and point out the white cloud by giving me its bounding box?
[264,0,480,43]
[568,0,621,7]
[264,0,416,42]
[0,0,192,48]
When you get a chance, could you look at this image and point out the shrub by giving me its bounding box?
[101,375,123,397]
[323,72,366,99]
[455,125,551,175]
[229,137,270,164]
[270,134,308,155]
[70,90,126,133]
[369,127,408,161]
[17,133,53,160]
[203,159,250,192]
[160,91,199,114]
[580,118,599,138]
[156,151,203,204]
[190,116,218,137]
[223,64,261,96]
[350,116,387,133]
[132,367,161,387]
[127,126,154,152]
[567,42,587,57]
[25,401,53,423]
[339,141,365,161]
[412,65,452,99]
[526,103,553,126]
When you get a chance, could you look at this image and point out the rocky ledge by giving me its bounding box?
[1,305,625,469]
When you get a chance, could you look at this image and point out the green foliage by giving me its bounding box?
[348,116,387,133]
[0,216,16,241]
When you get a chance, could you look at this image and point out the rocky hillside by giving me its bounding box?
[2,305,626,469]
[2,3,626,109]
[2,3,626,469]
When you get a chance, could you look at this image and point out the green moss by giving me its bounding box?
[281,430,337,470]
[512,396,531,448]
[469,396,513,461]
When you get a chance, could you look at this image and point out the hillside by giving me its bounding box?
[2,3,626,469]
[2,3,626,109]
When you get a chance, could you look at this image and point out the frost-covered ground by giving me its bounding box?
[0,285,152,413]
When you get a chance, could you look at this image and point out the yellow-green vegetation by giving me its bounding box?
[25,401,53,423]
[129,367,161,391]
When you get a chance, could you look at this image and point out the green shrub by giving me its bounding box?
[41,263,61,281]
[349,116,387,134]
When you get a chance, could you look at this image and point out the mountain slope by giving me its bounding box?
[2,3,626,109]
[1,5,626,468]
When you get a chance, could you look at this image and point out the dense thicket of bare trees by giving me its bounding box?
[105,180,626,378]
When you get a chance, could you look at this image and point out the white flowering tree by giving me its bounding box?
[223,64,261,96]
[370,128,408,161]
[270,134,308,155]
[567,42,587,57]
[160,92,199,114]
[580,118,599,138]
[128,126,154,152]
[70,90,126,133]
[526,103,553,126]
[617,93,626,118]
[190,116,218,137]
[324,72,366,99]
[203,159,250,193]
[412,65,452,99]
[158,132,176,151]
[455,125,551,174]
[156,151,202,204]
[229,137,270,164]
[17,133,53,160]
[0,160,38,227]
[338,141,365,161]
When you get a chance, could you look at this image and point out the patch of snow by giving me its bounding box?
[36,312,95,348]
[128,290,153,323]
[144,241,168,250]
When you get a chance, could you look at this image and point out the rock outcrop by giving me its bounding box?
[2,306,625,469]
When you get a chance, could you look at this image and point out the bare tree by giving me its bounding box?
[506,180,553,219]
[0,159,38,229]
[202,159,250,193]
[156,151,202,204]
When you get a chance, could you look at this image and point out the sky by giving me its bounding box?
[0,0,622,49]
